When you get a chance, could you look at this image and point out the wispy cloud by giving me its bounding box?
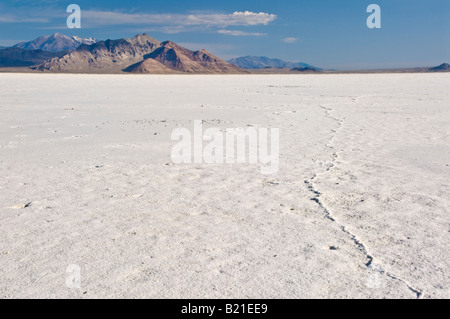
[0,15,49,23]
[282,37,298,44]
[217,30,267,36]
[82,10,277,27]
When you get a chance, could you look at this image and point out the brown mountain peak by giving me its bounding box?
[128,33,160,46]
[127,42,246,74]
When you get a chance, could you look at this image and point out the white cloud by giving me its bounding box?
[227,11,277,26]
[82,10,277,27]
[282,37,298,43]
[217,30,267,36]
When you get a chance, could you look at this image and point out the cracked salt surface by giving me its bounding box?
[0,73,449,298]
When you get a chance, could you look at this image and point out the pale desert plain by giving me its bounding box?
[0,73,449,299]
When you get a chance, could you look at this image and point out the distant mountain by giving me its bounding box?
[429,63,450,72]
[14,33,96,52]
[125,41,245,74]
[36,34,161,73]
[0,47,66,68]
[228,56,320,70]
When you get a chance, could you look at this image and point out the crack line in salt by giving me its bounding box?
[305,104,424,299]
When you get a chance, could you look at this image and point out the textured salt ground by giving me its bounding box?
[0,73,449,298]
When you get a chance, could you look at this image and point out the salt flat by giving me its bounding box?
[0,73,449,299]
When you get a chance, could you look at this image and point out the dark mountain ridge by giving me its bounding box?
[0,47,66,68]
[228,56,320,70]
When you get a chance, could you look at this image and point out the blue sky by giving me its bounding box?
[0,0,448,69]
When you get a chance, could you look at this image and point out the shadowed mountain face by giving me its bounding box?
[0,47,66,67]
[125,41,245,74]
[124,58,173,74]
[14,33,96,52]
[228,56,320,70]
[36,34,161,73]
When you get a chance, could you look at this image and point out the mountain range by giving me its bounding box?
[227,56,321,70]
[14,33,96,52]
[0,33,448,74]
[35,34,244,74]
